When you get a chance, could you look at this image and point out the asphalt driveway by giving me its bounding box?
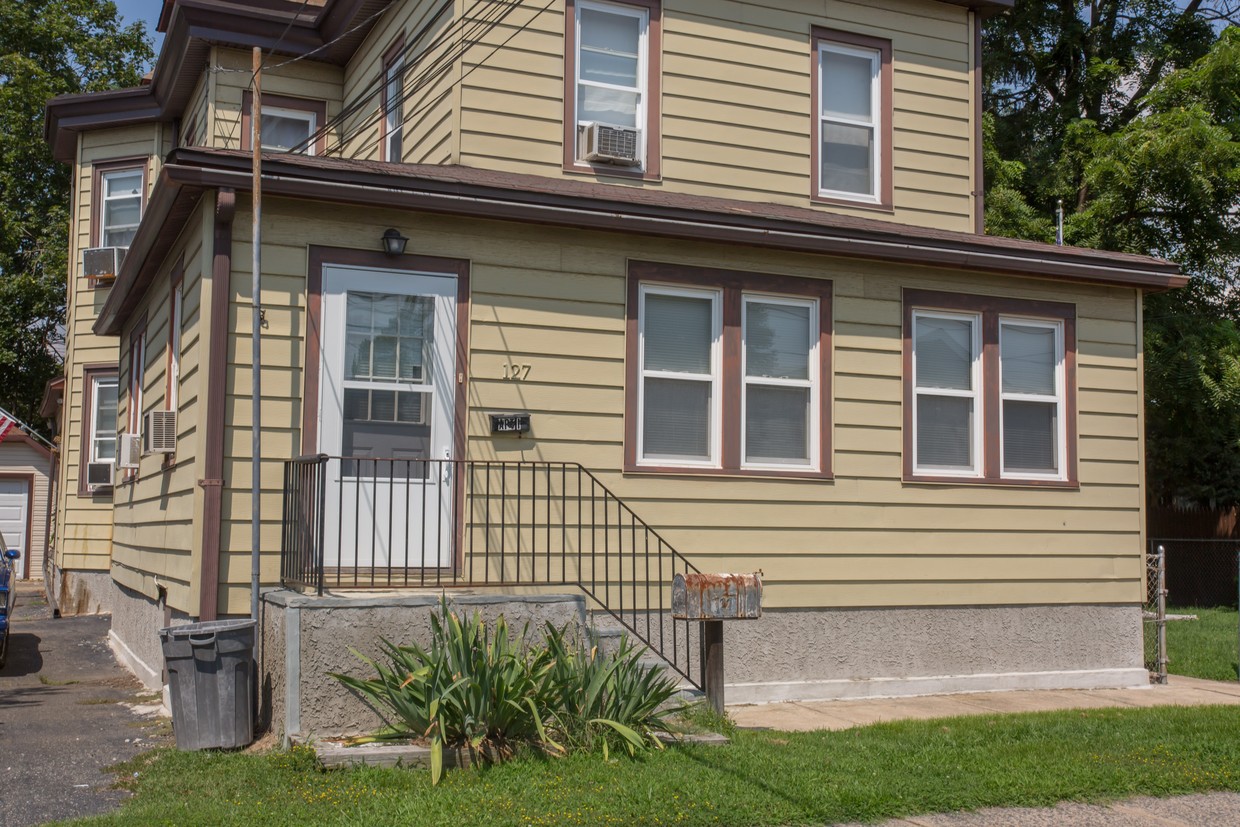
[0,587,170,827]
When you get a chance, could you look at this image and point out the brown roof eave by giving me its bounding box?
[158,151,1185,293]
[38,377,65,421]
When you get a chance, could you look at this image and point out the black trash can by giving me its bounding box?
[159,619,256,750]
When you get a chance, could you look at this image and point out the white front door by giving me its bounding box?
[318,264,458,571]
[0,479,29,568]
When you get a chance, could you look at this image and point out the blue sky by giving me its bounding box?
[114,0,165,56]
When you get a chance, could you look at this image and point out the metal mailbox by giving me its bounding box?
[671,572,762,620]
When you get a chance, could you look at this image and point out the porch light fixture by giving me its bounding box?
[381,228,408,256]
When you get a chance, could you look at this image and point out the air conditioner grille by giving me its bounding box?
[83,247,125,280]
[579,122,641,166]
[144,410,177,454]
[86,461,114,490]
[595,124,638,160]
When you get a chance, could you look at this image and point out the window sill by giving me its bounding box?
[903,474,1078,489]
[811,194,893,213]
[625,464,833,482]
[563,162,660,183]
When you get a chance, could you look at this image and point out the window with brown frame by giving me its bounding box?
[381,37,406,163]
[624,261,832,478]
[90,158,148,253]
[811,27,893,210]
[241,91,328,155]
[563,0,662,179]
[902,289,1078,487]
[124,324,147,480]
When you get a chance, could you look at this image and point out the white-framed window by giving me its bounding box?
[574,0,649,166]
[89,375,119,464]
[911,309,983,477]
[636,284,722,466]
[101,168,143,248]
[818,40,881,202]
[999,318,1065,478]
[261,106,316,154]
[383,54,405,162]
[742,295,820,469]
[168,282,183,411]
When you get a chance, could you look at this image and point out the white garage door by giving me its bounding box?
[0,479,29,570]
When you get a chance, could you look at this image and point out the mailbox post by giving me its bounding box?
[671,572,762,715]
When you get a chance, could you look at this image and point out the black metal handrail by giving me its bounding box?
[281,455,703,688]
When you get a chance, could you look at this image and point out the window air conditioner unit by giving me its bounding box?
[578,122,641,166]
[85,461,114,491]
[82,247,126,281]
[143,410,177,454]
[117,433,141,470]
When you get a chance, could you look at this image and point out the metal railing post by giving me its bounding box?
[1156,544,1168,684]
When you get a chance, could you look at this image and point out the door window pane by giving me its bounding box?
[1003,400,1057,473]
[915,316,974,390]
[746,385,810,464]
[345,292,433,382]
[643,378,711,460]
[1001,324,1056,395]
[916,395,973,468]
[746,301,811,380]
[342,389,432,476]
[644,293,713,374]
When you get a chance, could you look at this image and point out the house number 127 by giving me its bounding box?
[502,363,532,381]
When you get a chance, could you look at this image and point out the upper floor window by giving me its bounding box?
[625,261,831,478]
[565,0,661,177]
[383,44,405,162]
[904,290,1077,486]
[242,92,327,155]
[261,106,316,154]
[812,29,892,209]
[100,167,143,248]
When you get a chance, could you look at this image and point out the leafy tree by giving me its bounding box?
[0,1,152,428]
[983,4,1240,506]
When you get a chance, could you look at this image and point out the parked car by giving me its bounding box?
[0,531,18,668]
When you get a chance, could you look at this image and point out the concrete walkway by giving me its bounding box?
[728,675,1240,731]
[837,792,1240,827]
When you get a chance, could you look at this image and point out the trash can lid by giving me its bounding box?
[159,618,257,638]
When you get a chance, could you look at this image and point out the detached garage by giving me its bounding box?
[0,428,52,580]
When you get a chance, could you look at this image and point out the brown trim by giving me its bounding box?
[303,246,472,570]
[164,257,185,469]
[77,364,119,498]
[624,260,832,479]
[121,313,149,485]
[198,189,235,621]
[972,12,984,234]
[379,34,407,163]
[89,156,149,256]
[97,151,1185,337]
[562,0,663,182]
[901,288,1079,488]
[0,472,37,579]
[241,91,328,155]
[810,28,894,211]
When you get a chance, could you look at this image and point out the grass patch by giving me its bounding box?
[39,675,79,686]
[1166,607,1239,682]
[61,705,1240,827]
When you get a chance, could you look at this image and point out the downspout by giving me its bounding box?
[251,47,264,622]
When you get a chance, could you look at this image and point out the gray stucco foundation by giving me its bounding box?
[48,567,113,617]
[107,580,192,690]
[260,592,1146,739]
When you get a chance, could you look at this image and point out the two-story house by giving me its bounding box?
[45,0,1183,737]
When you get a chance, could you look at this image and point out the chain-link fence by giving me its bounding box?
[1146,539,1240,684]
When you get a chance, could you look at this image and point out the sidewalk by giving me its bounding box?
[728,675,1240,731]
[839,792,1240,826]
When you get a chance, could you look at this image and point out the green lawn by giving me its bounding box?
[67,705,1240,827]
[1166,607,1239,682]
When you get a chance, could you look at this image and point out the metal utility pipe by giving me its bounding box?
[250,46,263,622]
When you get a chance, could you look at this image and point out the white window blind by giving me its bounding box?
[261,107,315,154]
[1000,320,1063,476]
[913,312,980,473]
[639,287,719,464]
[819,42,880,200]
[743,297,817,467]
